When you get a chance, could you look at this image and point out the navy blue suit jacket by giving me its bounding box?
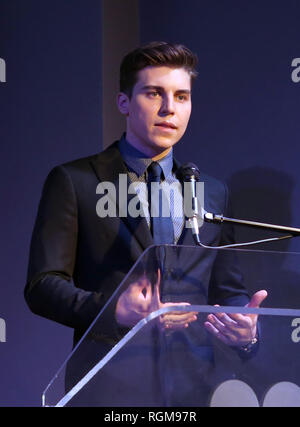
[25,140,249,345]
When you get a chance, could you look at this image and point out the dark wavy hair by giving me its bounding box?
[120,41,198,97]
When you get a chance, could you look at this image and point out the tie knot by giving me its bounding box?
[147,161,162,182]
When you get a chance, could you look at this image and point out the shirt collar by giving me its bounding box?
[118,133,174,179]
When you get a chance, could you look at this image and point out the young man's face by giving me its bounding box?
[118,66,192,158]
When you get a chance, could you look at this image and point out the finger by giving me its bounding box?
[161,320,187,331]
[160,311,198,331]
[208,312,238,329]
[206,312,257,344]
[217,312,252,328]
[155,268,161,287]
[204,321,236,346]
[160,302,195,314]
[163,302,192,309]
[211,304,248,325]
[245,289,268,322]
[205,315,251,344]
[206,313,251,342]
[162,313,197,324]
[161,303,197,320]
[206,314,228,333]
[246,290,268,308]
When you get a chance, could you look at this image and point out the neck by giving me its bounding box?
[152,147,172,161]
[125,134,172,160]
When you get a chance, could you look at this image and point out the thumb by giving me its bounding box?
[246,290,268,308]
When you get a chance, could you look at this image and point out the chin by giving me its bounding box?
[151,136,178,150]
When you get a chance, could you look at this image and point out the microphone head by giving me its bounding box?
[176,162,201,181]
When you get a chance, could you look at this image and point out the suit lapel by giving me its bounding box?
[89,141,153,252]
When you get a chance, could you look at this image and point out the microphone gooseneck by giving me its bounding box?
[176,163,201,245]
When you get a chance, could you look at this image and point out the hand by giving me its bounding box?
[115,269,198,330]
[204,290,268,347]
[158,302,198,331]
[115,274,154,327]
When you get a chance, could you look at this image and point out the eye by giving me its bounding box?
[147,91,160,98]
[176,93,189,102]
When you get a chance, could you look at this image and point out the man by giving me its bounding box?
[25,41,267,405]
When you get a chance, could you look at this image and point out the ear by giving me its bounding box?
[117,92,130,115]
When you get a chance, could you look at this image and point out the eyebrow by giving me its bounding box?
[141,85,191,94]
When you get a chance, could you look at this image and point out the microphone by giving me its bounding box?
[176,163,202,244]
[177,164,300,248]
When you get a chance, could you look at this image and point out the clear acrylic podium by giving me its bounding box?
[42,245,300,407]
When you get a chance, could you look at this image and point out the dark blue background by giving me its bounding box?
[0,0,102,406]
[0,0,299,406]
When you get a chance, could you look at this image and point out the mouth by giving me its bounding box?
[154,122,177,130]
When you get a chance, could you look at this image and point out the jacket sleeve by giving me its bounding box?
[25,165,106,331]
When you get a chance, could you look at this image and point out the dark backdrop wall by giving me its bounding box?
[0,0,102,406]
[0,0,300,406]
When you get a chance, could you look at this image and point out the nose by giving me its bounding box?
[159,94,175,116]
